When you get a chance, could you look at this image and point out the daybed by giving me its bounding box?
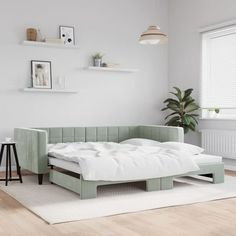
[14,125,224,199]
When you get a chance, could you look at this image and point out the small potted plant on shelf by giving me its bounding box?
[92,53,104,67]
[207,108,220,118]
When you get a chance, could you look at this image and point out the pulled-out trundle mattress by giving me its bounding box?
[49,157,81,174]
[48,154,222,174]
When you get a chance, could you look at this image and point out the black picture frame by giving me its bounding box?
[31,60,52,89]
[59,26,75,45]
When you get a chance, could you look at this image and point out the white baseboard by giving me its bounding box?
[223,158,236,171]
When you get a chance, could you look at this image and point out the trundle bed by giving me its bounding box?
[14,125,224,199]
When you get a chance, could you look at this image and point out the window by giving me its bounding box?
[201,24,236,119]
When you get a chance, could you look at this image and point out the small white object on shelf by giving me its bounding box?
[21,88,78,94]
[85,66,139,73]
[22,40,79,49]
[53,76,67,90]
[5,137,12,142]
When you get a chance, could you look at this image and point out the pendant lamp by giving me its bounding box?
[139,25,168,45]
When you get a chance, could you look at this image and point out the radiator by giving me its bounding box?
[201,129,236,159]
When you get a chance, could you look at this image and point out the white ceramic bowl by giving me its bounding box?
[5,137,12,142]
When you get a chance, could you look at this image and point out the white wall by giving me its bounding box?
[0,0,169,141]
[168,0,236,145]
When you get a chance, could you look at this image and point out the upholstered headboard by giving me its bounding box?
[37,125,183,144]
[14,125,184,175]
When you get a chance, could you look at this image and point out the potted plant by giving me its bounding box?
[215,108,220,117]
[162,87,199,134]
[92,53,104,67]
[207,108,220,118]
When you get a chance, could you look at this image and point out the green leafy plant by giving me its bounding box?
[92,53,104,59]
[162,87,199,133]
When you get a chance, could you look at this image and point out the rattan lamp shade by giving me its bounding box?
[139,26,168,45]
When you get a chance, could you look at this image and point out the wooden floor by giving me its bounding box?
[0,171,236,236]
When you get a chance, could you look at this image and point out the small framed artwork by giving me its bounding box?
[31,60,52,89]
[59,26,75,45]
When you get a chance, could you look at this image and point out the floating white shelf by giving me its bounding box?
[85,66,139,73]
[22,88,78,94]
[22,40,79,49]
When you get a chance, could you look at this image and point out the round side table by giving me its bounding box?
[0,142,23,186]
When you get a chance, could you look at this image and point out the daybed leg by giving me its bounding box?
[80,179,97,199]
[161,177,173,190]
[146,178,161,191]
[38,174,43,185]
[213,170,225,184]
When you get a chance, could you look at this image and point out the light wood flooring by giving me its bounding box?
[0,171,236,236]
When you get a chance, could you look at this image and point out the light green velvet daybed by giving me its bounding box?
[14,125,224,199]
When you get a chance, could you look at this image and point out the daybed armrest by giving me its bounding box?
[138,125,184,142]
[14,128,48,174]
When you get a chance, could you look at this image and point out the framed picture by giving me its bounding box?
[31,60,52,89]
[59,26,75,45]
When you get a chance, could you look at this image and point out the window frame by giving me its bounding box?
[200,22,236,120]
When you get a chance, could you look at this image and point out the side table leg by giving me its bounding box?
[5,146,9,186]
[0,145,4,166]
[9,146,12,181]
[12,144,23,183]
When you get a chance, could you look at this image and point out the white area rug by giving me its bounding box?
[1,175,236,224]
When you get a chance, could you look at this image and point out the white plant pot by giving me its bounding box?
[208,111,216,118]
[94,59,102,67]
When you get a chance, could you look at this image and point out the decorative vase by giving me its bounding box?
[94,58,102,67]
[26,28,37,41]
[54,76,66,90]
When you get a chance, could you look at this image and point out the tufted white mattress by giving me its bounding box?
[48,153,222,176]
